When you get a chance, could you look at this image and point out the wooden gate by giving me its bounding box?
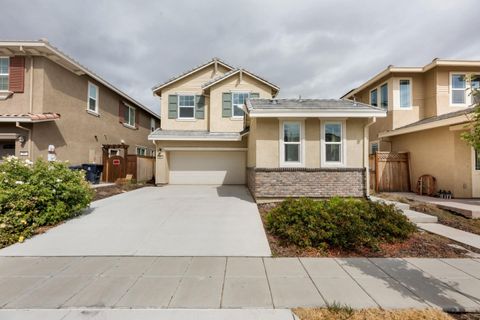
[126,155,137,180]
[371,152,410,192]
[105,155,125,183]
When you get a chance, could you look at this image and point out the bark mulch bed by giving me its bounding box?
[93,183,146,201]
[450,314,480,320]
[258,203,480,258]
[379,193,480,236]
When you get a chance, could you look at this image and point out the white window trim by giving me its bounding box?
[232,92,249,119]
[0,56,9,92]
[393,77,413,110]
[321,120,346,167]
[279,119,305,167]
[136,146,147,156]
[177,94,195,120]
[369,88,378,107]
[123,103,136,128]
[380,82,389,110]
[449,72,478,107]
[87,82,99,114]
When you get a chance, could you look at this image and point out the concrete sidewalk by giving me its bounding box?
[1,257,480,312]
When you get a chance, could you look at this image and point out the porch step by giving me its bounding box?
[403,209,438,224]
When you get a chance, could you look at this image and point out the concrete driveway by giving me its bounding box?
[0,185,271,257]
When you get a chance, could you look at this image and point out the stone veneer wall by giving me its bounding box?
[247,167,366,200]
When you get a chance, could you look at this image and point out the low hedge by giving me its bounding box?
[266,197,416,251]
[0,157,93,247]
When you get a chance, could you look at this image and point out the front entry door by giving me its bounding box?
[473,149,480,198]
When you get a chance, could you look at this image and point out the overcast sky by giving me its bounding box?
[2,0,480,114]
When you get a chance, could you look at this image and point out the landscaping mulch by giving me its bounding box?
[293,307,454,320]
[259,203,479,258]
[93,183,146,201]
[379,193,480,236]
[450,314,480,320]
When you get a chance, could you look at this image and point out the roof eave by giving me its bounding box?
[378,114,471,138]
[201,69,280,92]
[248,109,387,118]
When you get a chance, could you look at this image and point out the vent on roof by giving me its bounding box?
[272,99,277,105]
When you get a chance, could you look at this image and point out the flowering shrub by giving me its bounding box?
[0,156,93,247]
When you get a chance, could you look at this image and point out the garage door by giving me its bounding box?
[169,151,246,185]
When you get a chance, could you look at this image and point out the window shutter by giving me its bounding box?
[135,108,140,128]
[222,92,232,118]
[9,56,25,93]
[119,101,125,123]
[195,95,205,119]
[250,92,260,99]
[168,95,178,119]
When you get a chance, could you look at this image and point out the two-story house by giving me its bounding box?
[0,40,160,181]
[149,58,386,200]
[342,59,480,198]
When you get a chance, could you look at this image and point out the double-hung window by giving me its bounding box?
[0,57,9,91]
[399,79,411,108]
[124,104,136,127]
[87,82,99,113]
[380,83,388,109]
[370,88,378,107]
[471,75,480,105]
[451,74,466,105]
[232,92,249,118]
[281,121,302,166]
[323,122,343,165]
[136,146,147,156]
[178,95,195,119]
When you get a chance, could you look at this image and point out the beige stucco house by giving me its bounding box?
[0,40,160,181]
[149,58,386,200]
[342,59,480,198]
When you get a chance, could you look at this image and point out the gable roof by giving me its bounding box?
[151,57,235,95]
[201,68,280,95]
[245,98,386,118]
[379,107,475,138]
[0,40,159,119]
[342,59,480,100]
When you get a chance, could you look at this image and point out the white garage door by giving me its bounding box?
[169,151,246,185]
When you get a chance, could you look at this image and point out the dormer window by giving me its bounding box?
[0,57,9,91]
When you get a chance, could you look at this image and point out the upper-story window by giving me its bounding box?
[232,92,249,118]
[380,83,388,109]
[472,75,480,105]
[178,95,195,119]
[87,82,99,113]
[281,121,303,167]
[451,74,466,105]
[370,88,378,107]
[124,104,136,127]
[399,79,411,108]
[150,117,156,132]
[0,57,9,91]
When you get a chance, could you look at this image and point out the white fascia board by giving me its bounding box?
[163,147,247,151]
[379,115,470,138]
[248,110,387,118]
[148,135,242,141]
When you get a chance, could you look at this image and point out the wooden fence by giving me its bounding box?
[126,155,155,182]
[370,152,410,193]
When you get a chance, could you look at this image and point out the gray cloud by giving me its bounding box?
[2,0,479,114]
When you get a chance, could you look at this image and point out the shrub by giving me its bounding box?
[266,197,415,251]
[0,157,93,247]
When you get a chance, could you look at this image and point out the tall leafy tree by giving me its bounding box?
[461,80,480,150]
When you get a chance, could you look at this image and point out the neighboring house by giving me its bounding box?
[342,59,480,198]
[149,58,386,200]
[0,40,160,181]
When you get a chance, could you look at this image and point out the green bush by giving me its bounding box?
[0,157,93,247]
[266,197,415,251]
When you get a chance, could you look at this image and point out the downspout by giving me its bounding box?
[364,117,376,198]
[16,122,32,160]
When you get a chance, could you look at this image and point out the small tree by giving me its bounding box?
[461,82,480,150]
